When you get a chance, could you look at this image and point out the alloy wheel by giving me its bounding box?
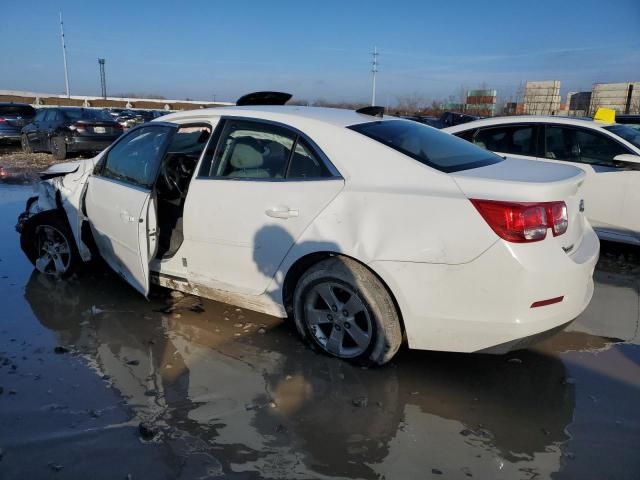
[303,281,373,358]
[34,225,71,276]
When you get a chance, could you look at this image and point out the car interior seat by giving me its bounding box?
[226,138,270,178]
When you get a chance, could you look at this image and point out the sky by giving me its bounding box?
[1,0,639,105]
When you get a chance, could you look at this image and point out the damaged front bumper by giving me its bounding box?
[15,196,40,233]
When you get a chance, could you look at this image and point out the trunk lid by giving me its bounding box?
[451,158,587,252]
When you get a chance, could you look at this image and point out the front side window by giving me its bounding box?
[349,119,502,173]
[473,125,536,156]
[34,110,46,122]
[101,125,173,188]
[544,126,628,166]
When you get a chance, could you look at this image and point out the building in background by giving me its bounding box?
[588,82,640,115]
[465,89,497,116]
[523,81,561,115]
[566,91,592,117]
[439,101,465,112]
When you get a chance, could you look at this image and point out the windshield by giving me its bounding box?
[62,108,114,122]
[349,119,502,173]
[604,124,640,149]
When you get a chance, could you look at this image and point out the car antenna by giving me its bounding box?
[356,106,384,118]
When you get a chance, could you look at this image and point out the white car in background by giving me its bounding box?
[444,116,640,245]
[16,93,599,365]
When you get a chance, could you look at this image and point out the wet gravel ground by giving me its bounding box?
[0,144,89,183]
[0,184,639,479]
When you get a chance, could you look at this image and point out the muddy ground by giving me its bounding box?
[0,184,639,479]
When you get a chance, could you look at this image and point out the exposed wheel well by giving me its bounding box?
[281,252,405,334]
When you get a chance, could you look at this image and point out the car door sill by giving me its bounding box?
[151,272,287,318]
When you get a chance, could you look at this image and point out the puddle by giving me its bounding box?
[1,185,639,479]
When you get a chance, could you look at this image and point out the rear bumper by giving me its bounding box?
[371,223,599,353]
[66,136,118,152]
[0,126,21,141]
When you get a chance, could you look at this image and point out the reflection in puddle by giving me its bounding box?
[23,270,580,478]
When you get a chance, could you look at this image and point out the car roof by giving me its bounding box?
[443,115,617,132]
[159,105,393,128]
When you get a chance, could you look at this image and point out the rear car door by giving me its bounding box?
[85,124,176,295]
[183,118,344,295]
[538,124,633,239]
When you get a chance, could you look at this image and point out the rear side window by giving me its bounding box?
[473,125,536,156]
[287,138,332,179]
[349,120,502,173]
[0,105,36,117]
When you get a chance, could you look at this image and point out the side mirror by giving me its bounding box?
[613,154,640,166]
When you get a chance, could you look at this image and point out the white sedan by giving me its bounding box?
[16,94,599,365]
[444,116,640,245]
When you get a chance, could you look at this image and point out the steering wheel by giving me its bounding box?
[159,154,186,199]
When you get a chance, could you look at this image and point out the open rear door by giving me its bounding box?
[84,124,176,296]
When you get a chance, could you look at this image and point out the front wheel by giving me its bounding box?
[20,211,81,278]
[293,257,403,366]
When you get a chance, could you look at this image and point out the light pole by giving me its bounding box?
[98,58,107,99]
[59,11,70,97]
[371,46,379,106]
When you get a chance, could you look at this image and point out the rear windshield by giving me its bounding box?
[349,119,502,173]
[62,108,113,122]
[0,104,36,117]
[604,124,640,149]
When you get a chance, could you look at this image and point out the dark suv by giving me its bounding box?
[21,107,123,160]
[0,103,37,143]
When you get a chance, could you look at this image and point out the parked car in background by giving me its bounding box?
[16,94,598,365]
[21,107,123,160]
[0,103,36,143]
[616,114,640,131]
[445,116,640,245]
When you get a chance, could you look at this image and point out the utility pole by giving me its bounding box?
[98,58,107,99]
[59,11,70,97]
[371,46,379,106]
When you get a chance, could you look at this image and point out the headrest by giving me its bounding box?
[230,141,263,169]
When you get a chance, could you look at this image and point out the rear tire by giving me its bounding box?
[20,210,81,278]
[293,256,403,366]
[51,136,67,160]
[21,134,33,153]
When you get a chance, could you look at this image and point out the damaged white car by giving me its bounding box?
[16,92,599,365]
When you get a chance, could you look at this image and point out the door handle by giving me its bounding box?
[120,210,137,223]
[265,206,299,219]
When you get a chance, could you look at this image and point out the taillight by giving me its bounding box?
[0,117,6,123]
[471,199,568,243]
[69,122,89,132]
